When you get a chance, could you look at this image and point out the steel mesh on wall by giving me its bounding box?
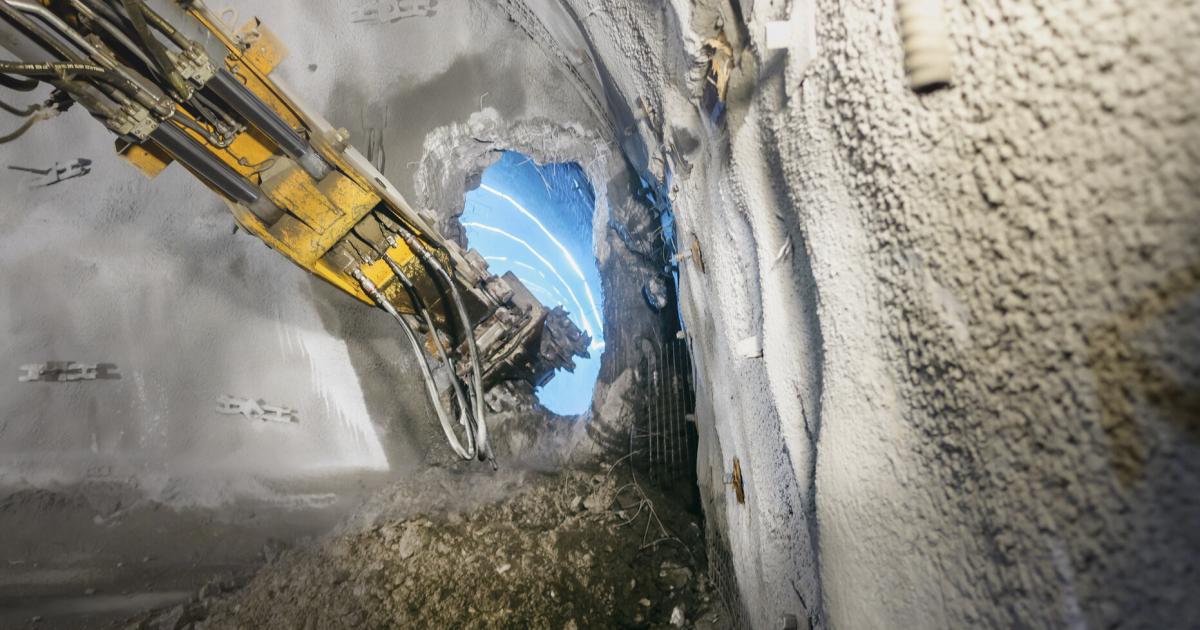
[629,337,693,483]
[708,525,752,629]
[627,336,751,626]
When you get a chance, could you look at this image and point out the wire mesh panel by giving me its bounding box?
[627,335,751,625]
[630,336,694,483]
[708,525,752,629]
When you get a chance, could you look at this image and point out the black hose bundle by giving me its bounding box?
[0,59,107,77]
[386,224,493,465]
[0,115,36,143]
[118,0,188,98]
[0,73,38,91]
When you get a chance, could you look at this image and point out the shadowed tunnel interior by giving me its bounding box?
[0,0,1197,629]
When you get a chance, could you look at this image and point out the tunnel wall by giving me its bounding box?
[505,0,1200,628]
[788,1,1200,626]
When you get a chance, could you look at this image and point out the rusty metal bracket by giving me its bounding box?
[726,457,745,504]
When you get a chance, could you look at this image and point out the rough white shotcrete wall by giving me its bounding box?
[500,0,1200,628]
[792,1,1200,627]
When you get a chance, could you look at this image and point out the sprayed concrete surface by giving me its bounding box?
[505,0,1200,628]
[2,0,1198,628]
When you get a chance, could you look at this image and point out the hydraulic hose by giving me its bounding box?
[70,0,157,73]
[0,0,80,62]
[5,0,173,116]
[55,75,120,119]
[118,0,187,98]
[0,114,35,143]
[79,0,127,27]
[172,106,233,148]
[0,59,107,77]
[71,0,236,145]
[0,73,39,91]
[350,267,478,461]
[369,239,479,449]
[0,62,117,119]
[0,98,36,116]
[386,225,492,465]
[132,0,192,50]
[191,90,238,132]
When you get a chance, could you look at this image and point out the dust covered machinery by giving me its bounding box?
[0,0,591,465]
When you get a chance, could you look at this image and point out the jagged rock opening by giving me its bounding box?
[1,0,1197,629]
[459,150,605,416]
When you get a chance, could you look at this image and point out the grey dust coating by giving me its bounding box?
[1,0,1197,628]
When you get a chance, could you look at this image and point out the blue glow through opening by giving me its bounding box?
[462,151,604,416]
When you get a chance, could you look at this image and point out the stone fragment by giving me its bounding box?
[671,605,686,627]
[396,526,422,560]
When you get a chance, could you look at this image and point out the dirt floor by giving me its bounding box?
[107,463,728,630]
[0,473,391,630]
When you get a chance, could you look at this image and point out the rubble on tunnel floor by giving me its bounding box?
[119,464,729,630]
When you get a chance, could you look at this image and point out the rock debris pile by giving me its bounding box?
[123,467,728,629]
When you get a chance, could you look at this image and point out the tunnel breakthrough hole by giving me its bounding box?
[462,151,605,416]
